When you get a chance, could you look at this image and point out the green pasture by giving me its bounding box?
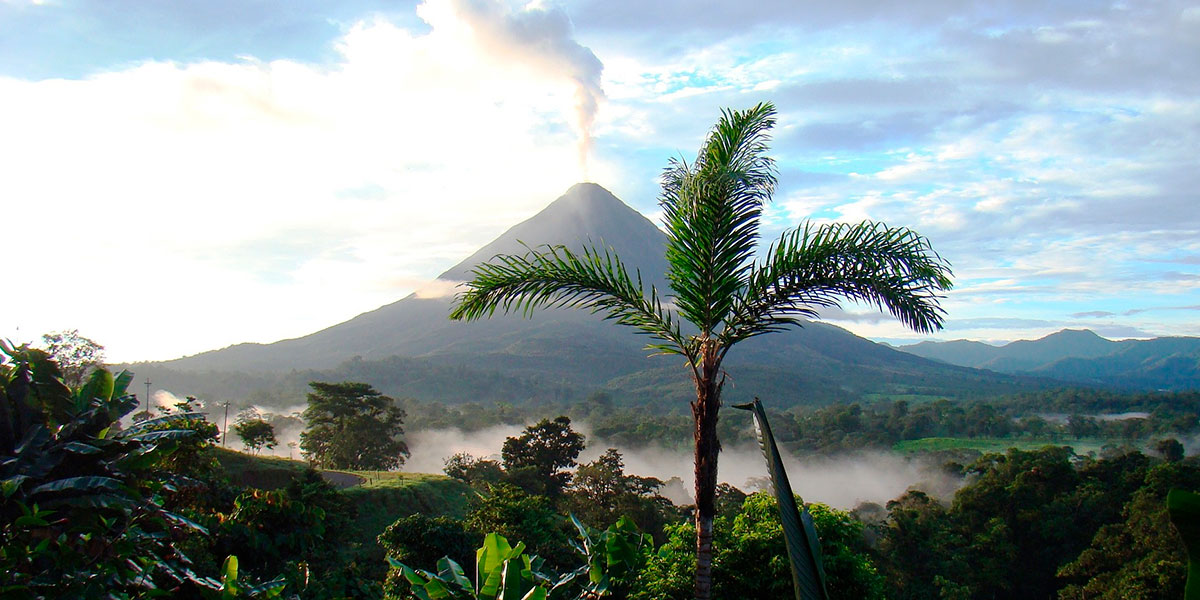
[893,436,1113,455]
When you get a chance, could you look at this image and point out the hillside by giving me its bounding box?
[901,329,1200,390]
[124,183,1055,408]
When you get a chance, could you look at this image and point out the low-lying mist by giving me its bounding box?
[404,423,961,509]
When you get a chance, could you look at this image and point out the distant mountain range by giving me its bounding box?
[123,183,1191,408]
[898,329,1200,390]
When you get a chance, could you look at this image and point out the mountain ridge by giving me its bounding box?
[900,329,1200,390]
[130,183,1071,406]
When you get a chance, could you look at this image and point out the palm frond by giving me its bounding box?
[722,221,952,347]
[450,243,693,358]
[660,102,778,334]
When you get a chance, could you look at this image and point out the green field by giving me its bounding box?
[343,472,474,546]
[893,436,1112,455]
[212,448,473,551]
[212,447,314,489]
[861,393,954,404]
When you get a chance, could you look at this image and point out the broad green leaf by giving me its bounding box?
[1168,489,1200,600]
[112,370,134,398]
[164,510,210,534]
[247,578,288,598]
[114,444,169,471]
[507,541,526,561]
[221,555,239,587]
[13,514,49,527]
[407,579,435,600]
[2,476,28,497]
[119,412,208,436]
[735,398,829,600]
[520,587,547,600]
[478,560,505,600]
[30,476,122,496]
[437,557,473,591]
[569,513,592,553]
[77,368,114,403]
[500,559,530,600]
[62,441,101,454]
[477,532,513,593]
[422,578,452,599]
[125,429,197,443]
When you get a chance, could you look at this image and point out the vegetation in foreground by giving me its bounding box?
[451,101,953,600]
[6,337,1200,599]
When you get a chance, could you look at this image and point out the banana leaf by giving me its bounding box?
[735,398,829,600]
[119,412,209,436]
[30,475,123,496]
[76,368,114,405]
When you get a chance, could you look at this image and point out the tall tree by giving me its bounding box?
[501,415,586,496]
[450,102,951,599]
[234,417,277,454]
[40,329,104,389]
[300,381,409,470]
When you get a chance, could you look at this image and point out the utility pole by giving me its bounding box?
[221,401,231,447]
[144,378,151,415]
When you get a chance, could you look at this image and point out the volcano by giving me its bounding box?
[148,183,1044,406]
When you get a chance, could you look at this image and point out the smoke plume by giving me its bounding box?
[433,0,604,178]
[151,389,194,411]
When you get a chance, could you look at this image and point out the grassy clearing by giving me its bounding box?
[211,447,313,489]
[893,437,1112,455]
[861,393,952,405]
[212,448,473,556]
[342,472,474,556]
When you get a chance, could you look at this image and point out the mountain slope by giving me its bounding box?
[901,330,1200,390]
[136,183,1054,406]
[162,183,668,373]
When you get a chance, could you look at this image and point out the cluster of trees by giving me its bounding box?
[8,338,1200,599]
[407,388,1200,458]
[1,343,424,598]
[0,342,294,597]
[874,447,1198,599]
[775,395,1200,453]
[407,414,1200,599]
[441,417,679,541]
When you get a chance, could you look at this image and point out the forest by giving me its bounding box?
[5,339,1200,599]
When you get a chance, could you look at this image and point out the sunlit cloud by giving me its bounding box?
[2,0,1197,360]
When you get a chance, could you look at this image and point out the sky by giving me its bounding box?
[2,0,1198,362]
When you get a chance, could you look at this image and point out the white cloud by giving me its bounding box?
[1,2,606,361]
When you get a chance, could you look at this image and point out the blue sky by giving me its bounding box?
[3,0,1198,361]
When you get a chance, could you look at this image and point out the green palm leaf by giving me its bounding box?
[735,398,829,600]
[723,221,952,347]
[450,243,691,358]
[660,102,777,333]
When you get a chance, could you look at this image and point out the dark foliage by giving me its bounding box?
[0,343,280,598]
[301,381,409,470]
[501,415,586,497]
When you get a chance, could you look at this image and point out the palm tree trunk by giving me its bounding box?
[692,343,723,600]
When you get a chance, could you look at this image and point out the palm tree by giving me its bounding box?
[449,102,952,600]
